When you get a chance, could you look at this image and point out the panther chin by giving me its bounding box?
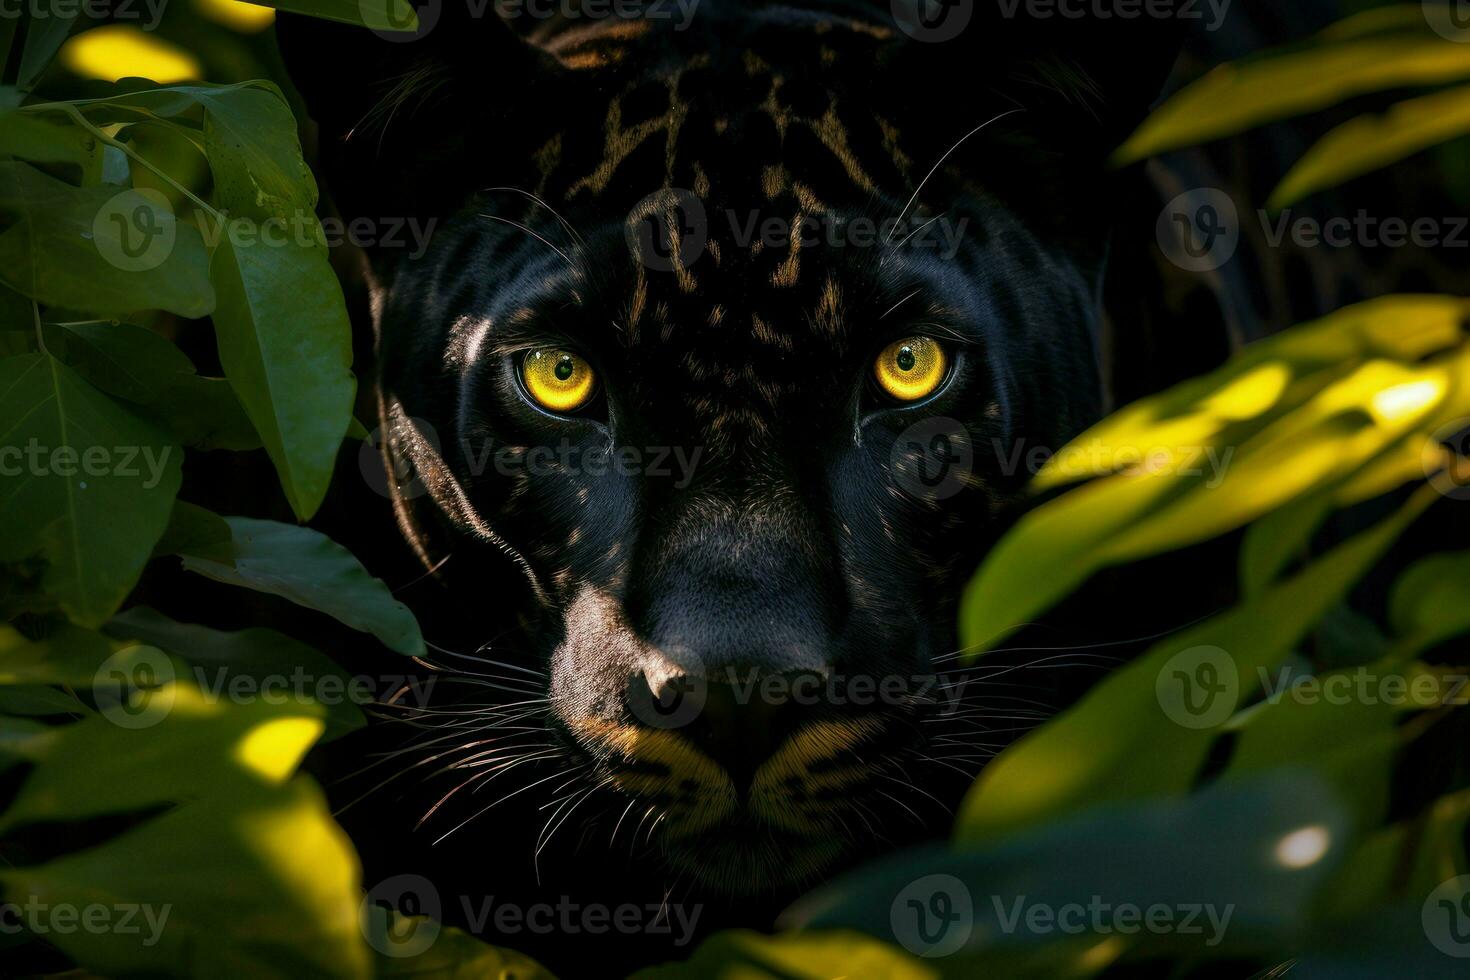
[572,714,900,894]
[660,819,849,895]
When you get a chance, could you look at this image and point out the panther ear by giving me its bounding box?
[275,4,581,224]
[888,2,1184,153]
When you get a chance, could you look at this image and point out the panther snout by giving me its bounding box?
[629,670,826,793]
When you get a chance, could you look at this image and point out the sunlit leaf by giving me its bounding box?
[0,354,182,626]
[1270,85,1470,207]
[59,25,202,85]
[1115,29,1470,163]
[0,683,325,831]
[963,298,1468,652]
[105,605,368,739]
[0,778,370,979]
[954,487,1436,843]
[634,929,932,980]
[175,517,426,656]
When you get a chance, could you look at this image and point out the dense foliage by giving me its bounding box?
[1,3,1468,977]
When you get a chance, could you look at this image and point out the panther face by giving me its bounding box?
[283,2,1177,892]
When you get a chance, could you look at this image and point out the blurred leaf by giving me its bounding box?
[635,930,931,980]
[176,517,425,656]
[1270,85,1470,207]
[955,486,1436,843]
[1115,27,1470,163]
[42,320,260,450]
[792,775,1347,966]
[0,354,182,627]
[1239,492,1331,597]
[105,606,367,740]
[0,161,214,318]
[1316,787,1470,923]
[0,683,325,832]
[1224,664,1406,826]
[0,778,370,980]
[1388,550,1470,659]
[58,25,202,85]
[0,684,90,716]
[367,912,557,980]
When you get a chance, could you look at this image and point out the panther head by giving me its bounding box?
[282,1,1178,893]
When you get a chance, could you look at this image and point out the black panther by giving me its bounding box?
[279,0,1182,911]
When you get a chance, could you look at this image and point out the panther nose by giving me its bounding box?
[628,671,821,792]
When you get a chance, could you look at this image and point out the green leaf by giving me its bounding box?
[0,354,182,627]
[176,517,425,656]
[790,775,1347,967]
[1239,492,1331,597]
[1115,28,1470,163]
[105,606,368,740]
[1388,550,1470,658]
[1224,662,1406,826]
[1270,85,1470,208]
[152,499,232,558]
[962,297,1466,653]
[367,912,556,980]
[17,7,79,92]
[0,622,132,687]
[0,683,327,832]
[953,486,1437,844]
[634,930,929,980]
[0,161,214,318]
[0,778,371,980]
[42,319,260,450]
[210,231,353,519]
[248,0,421,32]
[0,109,103,185]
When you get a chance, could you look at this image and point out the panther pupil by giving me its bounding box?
[896,347,916,372]
[554,356,575,381]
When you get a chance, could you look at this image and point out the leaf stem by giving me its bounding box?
[29,103,223,222]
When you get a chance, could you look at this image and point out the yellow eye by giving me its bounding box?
[522,348,596,413]
[873,336,947,402]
